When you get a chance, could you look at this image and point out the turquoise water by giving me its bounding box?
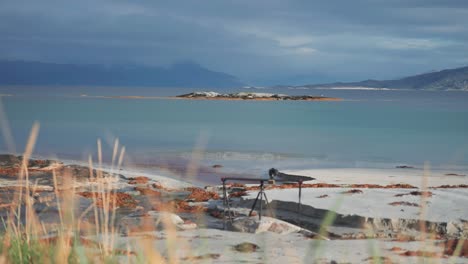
[1,89,468,176]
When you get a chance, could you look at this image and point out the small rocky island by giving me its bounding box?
[175,91,341,101]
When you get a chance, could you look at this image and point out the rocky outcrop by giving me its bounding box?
[175,91,341,101]
[0,154,62,176]
[240,199,468,239]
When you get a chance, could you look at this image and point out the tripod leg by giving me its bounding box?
[223,181,231,229]
[259,189,263,220]
[249,191,262,217]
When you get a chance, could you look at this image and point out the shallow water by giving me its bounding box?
[1,87,468,180]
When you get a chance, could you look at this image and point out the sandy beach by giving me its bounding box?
[1,154,466,263]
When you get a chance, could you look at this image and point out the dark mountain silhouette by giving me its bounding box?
[0,60,243,88]
[297,66,468,91]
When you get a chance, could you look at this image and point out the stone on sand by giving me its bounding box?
[229,216,302,235]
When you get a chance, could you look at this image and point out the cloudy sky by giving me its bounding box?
[1,0,467,85]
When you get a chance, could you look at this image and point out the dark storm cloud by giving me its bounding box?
[1,0,467,84]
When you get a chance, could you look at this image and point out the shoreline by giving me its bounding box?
[11,153,468,186]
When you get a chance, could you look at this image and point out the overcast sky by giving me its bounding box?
[1,0,467,85]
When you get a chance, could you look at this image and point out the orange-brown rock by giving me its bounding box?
[0,167,20,175]
[78,192,138,209]
[229,183,247,188]
[349,184,384,188]
[302,183,341,188]
[389,247,404,252]
[128,176,150,184]
[230,191,248,197]
[384,183,417,189]
[185,187,220,202]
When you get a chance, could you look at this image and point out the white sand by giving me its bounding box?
[283,168,468,188]
[246,188,468,222]
[244,168,468,222]
[99,229,464,264]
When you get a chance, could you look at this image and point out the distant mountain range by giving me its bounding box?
[293,66,468,91]
[0,60,243,88]
[2,60,467,91]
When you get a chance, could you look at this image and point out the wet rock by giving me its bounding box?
[395,191,433,197]
[181,254,221,261]
[388,201,420,207]
[232,242,260,253]
[208,210,223,219]
[342,189,363,194]
[362,256,392,263]
[151,182,166,190]
[444,173,466,177]
[316,194,329,198]
[396,165,414,169]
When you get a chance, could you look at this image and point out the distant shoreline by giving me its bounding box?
[77,93,342,101]
[168,96,342,101]
[173,91,342,101]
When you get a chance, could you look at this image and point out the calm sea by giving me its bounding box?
[1,87,468,179]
